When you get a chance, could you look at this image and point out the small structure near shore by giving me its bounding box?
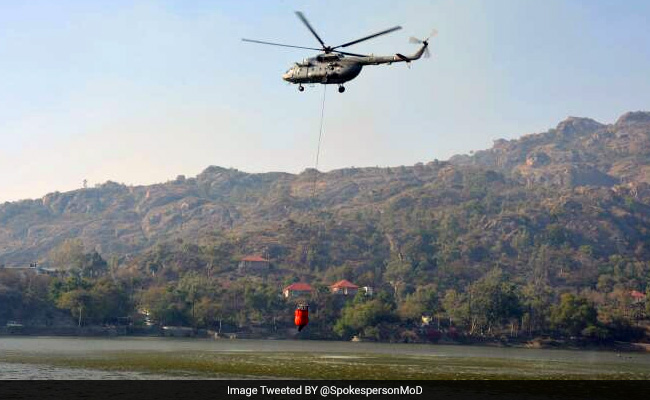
[283,282,313,298]
[329,279,359,296]
[162,326,194,337]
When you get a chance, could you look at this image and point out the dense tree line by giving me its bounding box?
[2,165,650,343]
[1,234,648,344]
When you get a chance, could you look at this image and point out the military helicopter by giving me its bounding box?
[242,12,433,93]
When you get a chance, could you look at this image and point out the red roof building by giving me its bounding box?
[329,279,359,296]
[630,290,646,303]
[283,282,313,298]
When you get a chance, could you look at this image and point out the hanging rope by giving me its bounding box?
[311,85,327,199]
[305,85,328,267]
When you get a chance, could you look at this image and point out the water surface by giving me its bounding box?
[1,337,648,379]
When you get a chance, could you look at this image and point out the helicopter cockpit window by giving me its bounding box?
[316,54,340,63]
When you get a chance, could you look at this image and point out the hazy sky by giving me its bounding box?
[2,0,649,202]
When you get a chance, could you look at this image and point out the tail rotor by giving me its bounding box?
[409,29,437,58]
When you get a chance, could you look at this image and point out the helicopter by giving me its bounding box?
[242,12,433,93]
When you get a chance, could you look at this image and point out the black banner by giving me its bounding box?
[1,380,649,400]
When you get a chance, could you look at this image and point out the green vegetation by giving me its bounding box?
[1,112,650,345]
[1,215,648,344]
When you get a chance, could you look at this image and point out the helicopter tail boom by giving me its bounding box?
[360,41,428,65]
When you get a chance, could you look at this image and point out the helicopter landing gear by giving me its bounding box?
[338,85,345,93]
[298,84,305,92]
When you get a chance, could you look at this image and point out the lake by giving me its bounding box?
[1,336,649,379]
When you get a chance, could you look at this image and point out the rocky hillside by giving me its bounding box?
[450,111,650,188]
[1,111,650,270]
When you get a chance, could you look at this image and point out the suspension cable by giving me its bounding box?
[311,85,327,199]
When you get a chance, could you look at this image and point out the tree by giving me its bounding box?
[81,251,108,278]
[140,286,188,326]
[511,229,532,259]
[546,223,567,247]
[521,281,553,335]
[398,285,438,323]
[334,295,397,340]
[550,293,597,337]
[177,272,207,327]
[0,283,22,323]
[384,255,412,300]
[442,289,468,328]
[469,268,522,335]
[194,296,223,329]
[49,239,85,271]
[57,289,91,326]
[89,278,129,324]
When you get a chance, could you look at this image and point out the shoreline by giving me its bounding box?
[2,329,649,354]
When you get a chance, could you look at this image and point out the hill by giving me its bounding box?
[450,111,650,187]
[1,111,649,271]
[2,111,650,343]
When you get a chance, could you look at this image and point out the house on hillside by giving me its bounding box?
[361,286,374,296]
[630,290,646,304]
[329,280,359,296]
[283,283,313,298]
[238,255,270,273]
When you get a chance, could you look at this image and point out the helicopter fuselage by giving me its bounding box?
[282,43,428,87]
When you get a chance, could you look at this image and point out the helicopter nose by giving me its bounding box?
[282,72,292,81]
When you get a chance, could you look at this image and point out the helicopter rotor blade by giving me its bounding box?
[333,50,370,57]
[410,29,438,44]
[295,11,327,49]
[241,38,322,51]
[424,47,431,58]
[333,26,402,49]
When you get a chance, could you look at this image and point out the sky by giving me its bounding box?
[1,0,650,202]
